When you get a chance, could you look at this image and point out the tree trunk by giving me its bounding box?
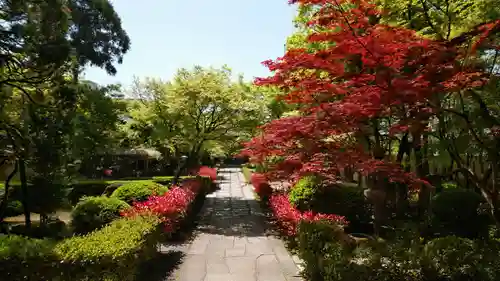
[395,133,410,217]
[0,161,18,223]
[414,133,431,219]
[19,158,31,230]
[364,174,387,237]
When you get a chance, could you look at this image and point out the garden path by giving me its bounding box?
[165,167,302,281]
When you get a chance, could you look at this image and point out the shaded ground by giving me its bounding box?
[160,167,302,281]
[4,210,72,224]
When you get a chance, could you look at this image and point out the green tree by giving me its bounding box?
[130,66,268,167]
[0,0,130,228]
[376,0,500,40]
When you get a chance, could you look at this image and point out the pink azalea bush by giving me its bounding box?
[251,173,273,199]
[122,167,213,232]
[269,194,348,237]
[197,166,217,182]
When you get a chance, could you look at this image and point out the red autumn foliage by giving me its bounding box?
[269,194,348,236]
[197,166,217,182]
[121,179,203,232]
[250,173,273,198]
[242,0,490,187]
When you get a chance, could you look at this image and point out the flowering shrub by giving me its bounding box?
[121,179,203,232]
[197,166,217,182]
[269,194,348,237]
[251,173,273,199]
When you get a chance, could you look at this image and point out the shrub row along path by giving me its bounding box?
[165,167,302,281]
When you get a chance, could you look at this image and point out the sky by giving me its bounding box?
[82,0,297,88]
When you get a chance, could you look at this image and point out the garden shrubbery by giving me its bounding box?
[430,188,490,238]
[71,196,130,235]
[288,175,320,211]
[55,215,160,281]
[254,170,500,281]
[0,167,217,280]
[269,193,348,237]
[0,234,57,281]
[110,180,168,204]
[317,182,372,233]
[0,215,160,281]
[287,177,371,232]
[251,172,273,200]
[4,200,23,217]
[122,178,205,233]
[297,220,500,281]
[197,166,217,182]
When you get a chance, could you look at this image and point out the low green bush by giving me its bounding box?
[0,234,57,281]
[0,215,161,281]
[289,180,371,232]
[422,236,481,280]
[288,175,320,211]
[297,220,346,281]
[110,181,168,204]
[68,178,177,204]
[297,220,500,281]
[56,216,160,281]
[317,182,372,232]
[71,196,130,235]
[431,189,490,238]
[5,200,23,217]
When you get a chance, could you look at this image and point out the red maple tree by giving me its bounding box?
[242,0,490,188]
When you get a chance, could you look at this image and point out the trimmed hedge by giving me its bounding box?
[0,171,215,280]
[110,181,168,204]
[122,178,208,234]
[0,215,160,281]
[56,215,160,281]
[431,189,490,238]
[0,234,57,281]
[316,183,372,233]
[71,196,130,235]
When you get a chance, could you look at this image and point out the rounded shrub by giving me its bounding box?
[421,236,491,280]
[5,200,23,217]
[288,176,320,211]
[431,189,489,238]
[71,196,130,235]
[322,183,371,218]
[110,181,168,204]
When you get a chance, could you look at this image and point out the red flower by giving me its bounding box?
[198,166,217,182]
[269,194,347,237]
[251,173,273,198]
[122,180,203,233]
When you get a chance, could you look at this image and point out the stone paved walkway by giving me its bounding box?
[167,167,302,281]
